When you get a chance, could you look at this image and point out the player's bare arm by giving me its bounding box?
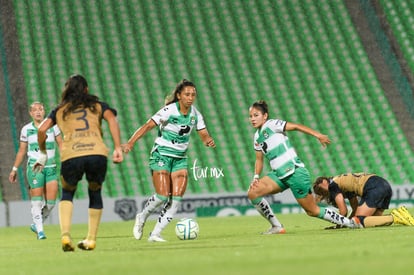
[9,141,27,183]
[285,122,331,147]
[197,128,215,148]
[122,119,157,153]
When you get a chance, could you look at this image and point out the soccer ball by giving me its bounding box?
[175,218,199,240]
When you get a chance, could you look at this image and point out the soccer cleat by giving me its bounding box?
[391,209,411,226]
[61,235,75,252]
[397,206,414,225]
[350,217,364,229]
[148,233,167,242]
[77,239,96,251]
[133,213,145,240]
[30,223,37,234]
[37,231,46,240]
[262,226,286,235]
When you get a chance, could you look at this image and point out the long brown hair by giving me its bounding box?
[313,176,332,205]
[59,74,99,120]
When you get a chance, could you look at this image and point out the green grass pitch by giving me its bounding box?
[0,212,412,275]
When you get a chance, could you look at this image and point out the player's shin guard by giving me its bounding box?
[251,197,282,227]
[42,200,56,221]
[31,198,44,232]
[141,194,167,221]
[319,207,357,228]
[152,196,181,236]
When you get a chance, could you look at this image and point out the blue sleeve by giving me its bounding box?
[47,107,58,124]
[100,101,117,117]
[328,181,342,202]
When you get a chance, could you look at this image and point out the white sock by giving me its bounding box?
[31,199,44,232]
[253,198,282,227]
[320,207,353,227]
[42,200,56,221]
[151,197,181,236]
[141,194,167,222]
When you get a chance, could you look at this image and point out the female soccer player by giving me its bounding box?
[123,79,215,242]
[247,100,362,234]
[9,102,62,240]
[313,173,414,227]
[34,74,123,251]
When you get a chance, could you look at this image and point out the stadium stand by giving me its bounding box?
[8,0,414,199]
[380,0,414,74]
[377,0,414,119]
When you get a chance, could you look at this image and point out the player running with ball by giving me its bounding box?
[123,79,215,242]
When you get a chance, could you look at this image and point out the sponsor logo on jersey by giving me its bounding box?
[72,142,96,151]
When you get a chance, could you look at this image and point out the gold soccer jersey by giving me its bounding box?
[332,173,375,196]
[50,102,112,161]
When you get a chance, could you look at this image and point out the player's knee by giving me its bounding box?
[61,177,77,191]
[88,181,102,191]
[247,189,259,200]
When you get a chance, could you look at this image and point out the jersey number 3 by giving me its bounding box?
[73,109,90,131]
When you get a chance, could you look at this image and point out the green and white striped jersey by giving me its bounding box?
[253,119,305,179]
[151,102,206,158]
[20,122,60,168]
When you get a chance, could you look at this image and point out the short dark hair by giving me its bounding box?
[250,100,268,115]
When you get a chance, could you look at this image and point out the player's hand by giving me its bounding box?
[317,134,331,147]
[9,171,17,183]
[112,147,123,163]
[249,177,260,190]
[121,143,132,154]
[205,138,216,148]
[33,151,47,173]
